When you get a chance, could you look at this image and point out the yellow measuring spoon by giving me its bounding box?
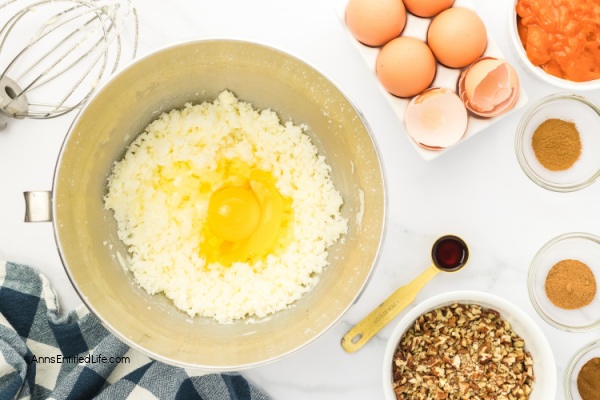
[341,235,469,353]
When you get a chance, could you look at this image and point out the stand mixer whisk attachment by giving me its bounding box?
[0,0,138,130]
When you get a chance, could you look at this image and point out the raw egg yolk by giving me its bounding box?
[245,177,284,257]
[207,186,261,242]
[200,161,292,267]
[150,157,292,267]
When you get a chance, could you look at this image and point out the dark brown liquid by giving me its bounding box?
[432,235,468,272]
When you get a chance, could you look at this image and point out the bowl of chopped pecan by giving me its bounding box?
[382,291,556,399]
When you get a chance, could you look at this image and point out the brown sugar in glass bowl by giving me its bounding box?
[528,232,600,332]
[544,259,596,310]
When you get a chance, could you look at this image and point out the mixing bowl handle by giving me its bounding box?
[23,191,52,222]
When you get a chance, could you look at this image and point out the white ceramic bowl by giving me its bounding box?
[382,291,556,399]
[509,1,600,91]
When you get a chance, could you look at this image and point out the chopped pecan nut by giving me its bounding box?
[391,303,535,399]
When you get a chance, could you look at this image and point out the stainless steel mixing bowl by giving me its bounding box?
[47,39,385,370]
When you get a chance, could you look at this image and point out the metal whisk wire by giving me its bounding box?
[0,0,138,128]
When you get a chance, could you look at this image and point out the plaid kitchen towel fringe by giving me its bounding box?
[0,261,270,400]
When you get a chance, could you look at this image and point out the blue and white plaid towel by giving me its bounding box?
[0,261,270,400]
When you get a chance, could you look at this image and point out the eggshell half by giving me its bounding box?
[459,57,520,117]
[405,87,468,149]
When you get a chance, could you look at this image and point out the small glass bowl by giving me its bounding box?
[564,340,600,399]
[515,93,600,192]
[528,233,600,332]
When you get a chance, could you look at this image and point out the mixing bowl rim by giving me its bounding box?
[50,36,388,370]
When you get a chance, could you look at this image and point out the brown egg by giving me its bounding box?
[427,7,487,68]
[376,37,436,98]
[345,0,406,47]
[403,0,454,17]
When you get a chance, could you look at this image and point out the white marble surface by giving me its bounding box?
[1,0,599,399]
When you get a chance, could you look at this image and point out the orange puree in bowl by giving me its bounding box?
[516,0,600,82]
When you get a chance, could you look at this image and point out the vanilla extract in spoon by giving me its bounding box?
[432,235,468,271]
[341,235,469,353]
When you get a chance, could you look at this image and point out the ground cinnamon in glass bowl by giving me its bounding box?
[528,233,600,332]
[565,340,600,400]
[531,119,581,171]
[577,358,600,400]
[515,93,600,192]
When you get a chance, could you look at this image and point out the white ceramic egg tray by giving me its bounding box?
[334,0,528,161]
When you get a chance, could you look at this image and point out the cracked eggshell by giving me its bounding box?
[459,57,520,118]
[405,87,468,150]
